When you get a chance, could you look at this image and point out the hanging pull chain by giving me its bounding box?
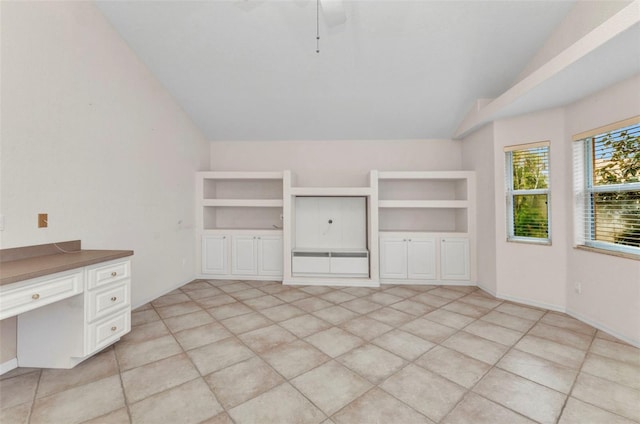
[316,0,320,53]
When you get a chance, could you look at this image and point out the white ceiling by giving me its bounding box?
[96,0,577,141]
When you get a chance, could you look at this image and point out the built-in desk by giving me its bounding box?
[0,241,133,369]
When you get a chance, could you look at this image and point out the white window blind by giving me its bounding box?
[505,141,551,243]
[573,119,640,256]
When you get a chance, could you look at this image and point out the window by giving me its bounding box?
[505,141,551,243]
[573,117,640,257]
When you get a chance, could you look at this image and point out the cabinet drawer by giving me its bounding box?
[0,270,83,320]
[87,309,130,353]
[87,260,130,290]
[87,282,130,322]
[292,256,331,274]
[330,257,369,275]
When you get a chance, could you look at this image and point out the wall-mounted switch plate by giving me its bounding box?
[0,214,4,231]
[38,213,48,228]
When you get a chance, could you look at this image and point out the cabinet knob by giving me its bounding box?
[111,326,117,332]
[223,236,226,239]
[111,296,117,302]
[408,239,412,242]
[32,293,40,300]
[111,271,117,277]
[257,237,261,239]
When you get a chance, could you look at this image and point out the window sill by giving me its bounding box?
[575,245,640,261]
[507,238,552,246]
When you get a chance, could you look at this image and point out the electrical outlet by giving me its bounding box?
[0,214,4,231]
[38,213,48,228]
[575,282,582,294]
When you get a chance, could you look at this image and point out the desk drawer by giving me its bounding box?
[0,270,83,320]
[87,281,130,322]
[87,260,130,290]
[87,309,130,353]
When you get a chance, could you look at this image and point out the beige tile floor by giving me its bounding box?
[1,280,639,424]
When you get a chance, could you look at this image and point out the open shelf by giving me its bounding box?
[378,200,469,208]
[203,206,283,230]
[203,199,283,207]
[378,179,468,202]
[379,205,469,233]
[203,179,283,201]
[290,187,373,196]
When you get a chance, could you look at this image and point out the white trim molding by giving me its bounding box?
[0,358,18,375]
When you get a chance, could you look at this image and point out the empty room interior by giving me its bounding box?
[1,0,639,423]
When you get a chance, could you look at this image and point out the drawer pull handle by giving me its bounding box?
[32,293,40,300]
[111,326,117,332]
[111,296,117,302]
[111,272,117,277]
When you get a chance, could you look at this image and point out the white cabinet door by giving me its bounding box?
[258,236,283,276]
[379,237,408,279]
[407,237,437,280]
[232,236,258,275]
[440,237,470,280]
[202,235,229,275]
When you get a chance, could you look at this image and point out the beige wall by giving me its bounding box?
[564,75,640,343]
[461,123,497,293]
[210,139,463,186]
[0,2,209,365]
[463,74,640,345]
[493,108,568,311]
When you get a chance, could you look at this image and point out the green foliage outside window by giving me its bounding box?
[592,127,640,248]
[511,147,549,239]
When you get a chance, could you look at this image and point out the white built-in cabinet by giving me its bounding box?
[197,170,475,286]
[201,233,282,279]
[376,171,475,284]
[196,172,284,280]
[4,258,132,369]
[379,235,470,282]
[440,237,470,280]
[379,236,437,280]
[232,235,283,276]
[202,235,228,275]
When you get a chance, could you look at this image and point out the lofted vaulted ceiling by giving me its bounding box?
[95,0,581,140]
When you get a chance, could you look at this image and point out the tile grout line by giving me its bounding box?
[111,345,135,424]
[9,281,636,424]
[553,322,598,423]
[148,288,238,423]
[26,369,42,424]
[436,298,551,424]
[555,329,639,423]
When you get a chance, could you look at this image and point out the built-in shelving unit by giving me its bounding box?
[196,171,286,280]
[374,170,476,284]
[196,169,476,286]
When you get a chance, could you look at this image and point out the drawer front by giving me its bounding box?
[330,257,369,275]
[87,309,130,354]
[292,256,331,274]
[0,270,83,320]
[87,281,130,322]
[87,260,130,290]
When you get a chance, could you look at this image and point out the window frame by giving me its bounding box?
[504,141,552,245]
[574,117,640,258]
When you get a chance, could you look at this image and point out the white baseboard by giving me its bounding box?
[380,280,477,286]
[476,283,497,297]
[132,276,198,310]
[197,274,283,281]
[566,308,640,348]
[476,284,640,348]
[0,358,18,375]
[494,292,565,313]
[284,277,379,288]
